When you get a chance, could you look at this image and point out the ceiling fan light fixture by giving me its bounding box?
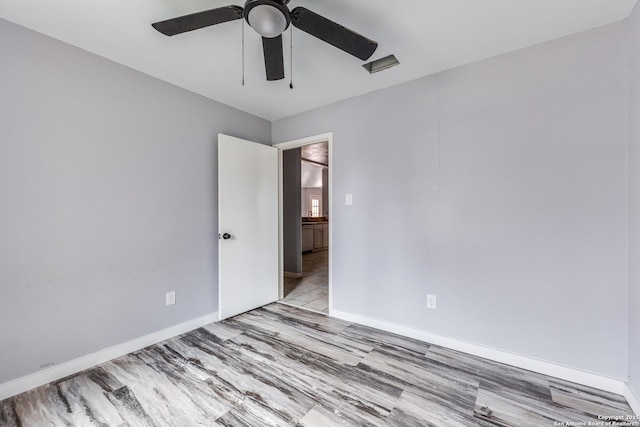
[246,1,290,38]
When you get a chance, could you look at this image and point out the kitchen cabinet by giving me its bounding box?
[302,222,329,252]
[322,224,329,248]
[313,223,328,250]
[302,225,314,252]
[313,225,323,250]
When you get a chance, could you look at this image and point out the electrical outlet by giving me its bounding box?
[427,294,437,310]
[166,291,176,306]
[345,193,353,205]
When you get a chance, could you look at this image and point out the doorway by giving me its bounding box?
[275,133,332,314]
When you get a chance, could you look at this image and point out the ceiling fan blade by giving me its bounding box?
[262,35,285,81]
[152,6,243,36]
[291,7,378,61]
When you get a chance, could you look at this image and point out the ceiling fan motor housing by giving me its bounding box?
[244,0,291,38]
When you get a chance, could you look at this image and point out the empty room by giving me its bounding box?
[1,0,640,425]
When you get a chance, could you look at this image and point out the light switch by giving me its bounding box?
[427,294,437,310]
[166,291,176,306]
[345,194,353,206]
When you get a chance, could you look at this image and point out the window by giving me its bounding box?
[307,194,322,217]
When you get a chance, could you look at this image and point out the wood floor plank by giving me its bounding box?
[357,349,480,419]
[550,378,640,423]
[226,329,403,422]
[265,303,349,334]
[474,388,558,426]
[1,303,636,426]
[340,323,432,356]
[386,390,495,427]
[227,308,373,366]
[425,345,554,405]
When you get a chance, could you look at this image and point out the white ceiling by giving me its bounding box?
[1,0,637,121]
[301,161,324,188]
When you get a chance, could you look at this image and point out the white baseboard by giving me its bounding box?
[625,383,640,416]
[284,271,303,278]
[330,309,626,396]
[0,312,219,401]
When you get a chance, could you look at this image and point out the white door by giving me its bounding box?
[218,134,279,320]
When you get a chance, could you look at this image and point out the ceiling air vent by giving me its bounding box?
[363,54,399,74]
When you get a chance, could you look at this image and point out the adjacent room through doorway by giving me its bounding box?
[280,140,330,313]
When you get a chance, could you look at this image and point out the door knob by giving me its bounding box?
[222,233,231,240]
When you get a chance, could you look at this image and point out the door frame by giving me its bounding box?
[273,132,333,315]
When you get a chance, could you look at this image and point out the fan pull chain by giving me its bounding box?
[289,25,293,89]
[241,18,245,86]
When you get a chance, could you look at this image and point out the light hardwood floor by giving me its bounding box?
[0,303,636,426]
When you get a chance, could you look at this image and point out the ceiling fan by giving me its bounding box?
[152,0,378,81]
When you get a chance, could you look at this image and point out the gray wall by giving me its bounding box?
[273,22,629,378]
[628,3,640,393]
[322,169,329,217]
[283,148,302,274]
[0,19,270,384]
